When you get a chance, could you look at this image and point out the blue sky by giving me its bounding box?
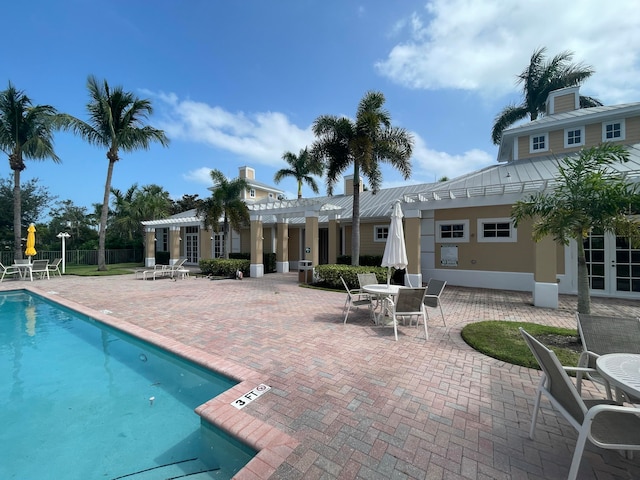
[3,0,640,214]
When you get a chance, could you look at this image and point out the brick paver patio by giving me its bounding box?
[3,272,639,479]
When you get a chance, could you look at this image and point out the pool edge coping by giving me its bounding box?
[22,285,299,480]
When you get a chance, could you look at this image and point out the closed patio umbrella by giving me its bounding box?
[381,201,408,285]
[25,223,37,261]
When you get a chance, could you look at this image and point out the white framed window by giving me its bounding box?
[602,120,625,142]
[249,188,256,198]
[564,127,584,148]
[374,225,388,242]
[268,193,274,199]
[477,218,517,243]
[530,133,548,153]
[435,220,469,243]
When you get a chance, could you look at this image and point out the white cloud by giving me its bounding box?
[375,0,640,103]
[408,134,495,182]
[150,92,316,167]
[183,167,214,185]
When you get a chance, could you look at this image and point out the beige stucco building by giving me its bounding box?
[142,87,640,307]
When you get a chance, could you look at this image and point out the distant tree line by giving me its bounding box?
[0,175,205,253]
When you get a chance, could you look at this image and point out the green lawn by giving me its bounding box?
[63,262,143,276]
[461,320,581,369]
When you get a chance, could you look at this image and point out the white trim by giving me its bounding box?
[533,282,559,308]
[477,217,517,243]
[564,126,585,148]
[602,119,626,142]
[435,219,469,243]
[529,132,549,153]
[373,224,389,242]
[250,263,264,278]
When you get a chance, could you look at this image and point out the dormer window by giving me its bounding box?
[603,120,625,142]
[564,127,584,148]
[530,133,548,153]
[249,188,256,198]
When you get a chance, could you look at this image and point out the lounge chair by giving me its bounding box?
[0,262,21,282]
[166,258,188,278]
[519,327,640,480]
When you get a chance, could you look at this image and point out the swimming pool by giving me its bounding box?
[0,290,256,479]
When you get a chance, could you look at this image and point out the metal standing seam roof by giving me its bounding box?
[143,143,640,227]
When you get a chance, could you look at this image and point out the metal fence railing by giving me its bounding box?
[0,249,143,266]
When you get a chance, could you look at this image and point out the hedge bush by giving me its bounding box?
[337,255,383,266]
[199,258,250,277]
[314,264,392,289]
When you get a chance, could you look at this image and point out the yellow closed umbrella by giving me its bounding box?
[25,223,37,260]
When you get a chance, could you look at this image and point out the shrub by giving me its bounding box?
[199,258,250,277]
[314,264,391,289]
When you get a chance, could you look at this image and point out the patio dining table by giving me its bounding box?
[363,284,403,325]
[12,262,33,281]
[596,353,640,402]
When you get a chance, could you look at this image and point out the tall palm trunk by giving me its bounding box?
[12,168,22,260]
[98,159,116,271]
[576,238,591,314]
[223,217,230,260]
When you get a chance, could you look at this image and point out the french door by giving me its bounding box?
[184,227,199,264]
[584,231,640,296]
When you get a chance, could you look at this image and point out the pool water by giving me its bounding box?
[0,291,255,479]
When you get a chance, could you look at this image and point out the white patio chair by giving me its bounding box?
[519,328,640,480]
[0,262,21,282]
[576,313,640,402]
[386,287,428,341]
[423,279,447,326]
[31,259,50,279]
[357,272,382,310]
[404,273,423,287]
[340,276,373,324]
[47,258,63,277]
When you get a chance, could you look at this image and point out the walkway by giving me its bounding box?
[4,273,639,479]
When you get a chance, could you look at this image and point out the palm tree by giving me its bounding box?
[512,143,640,314]
[198,169,250,259]
[111,183,172,247]
[491,47,602,145]
[274,148,323,199]
[0,82,64,258]
[61,75,169,270]
[312,91,413,265]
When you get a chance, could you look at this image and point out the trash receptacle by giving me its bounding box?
[298,260,313,283]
